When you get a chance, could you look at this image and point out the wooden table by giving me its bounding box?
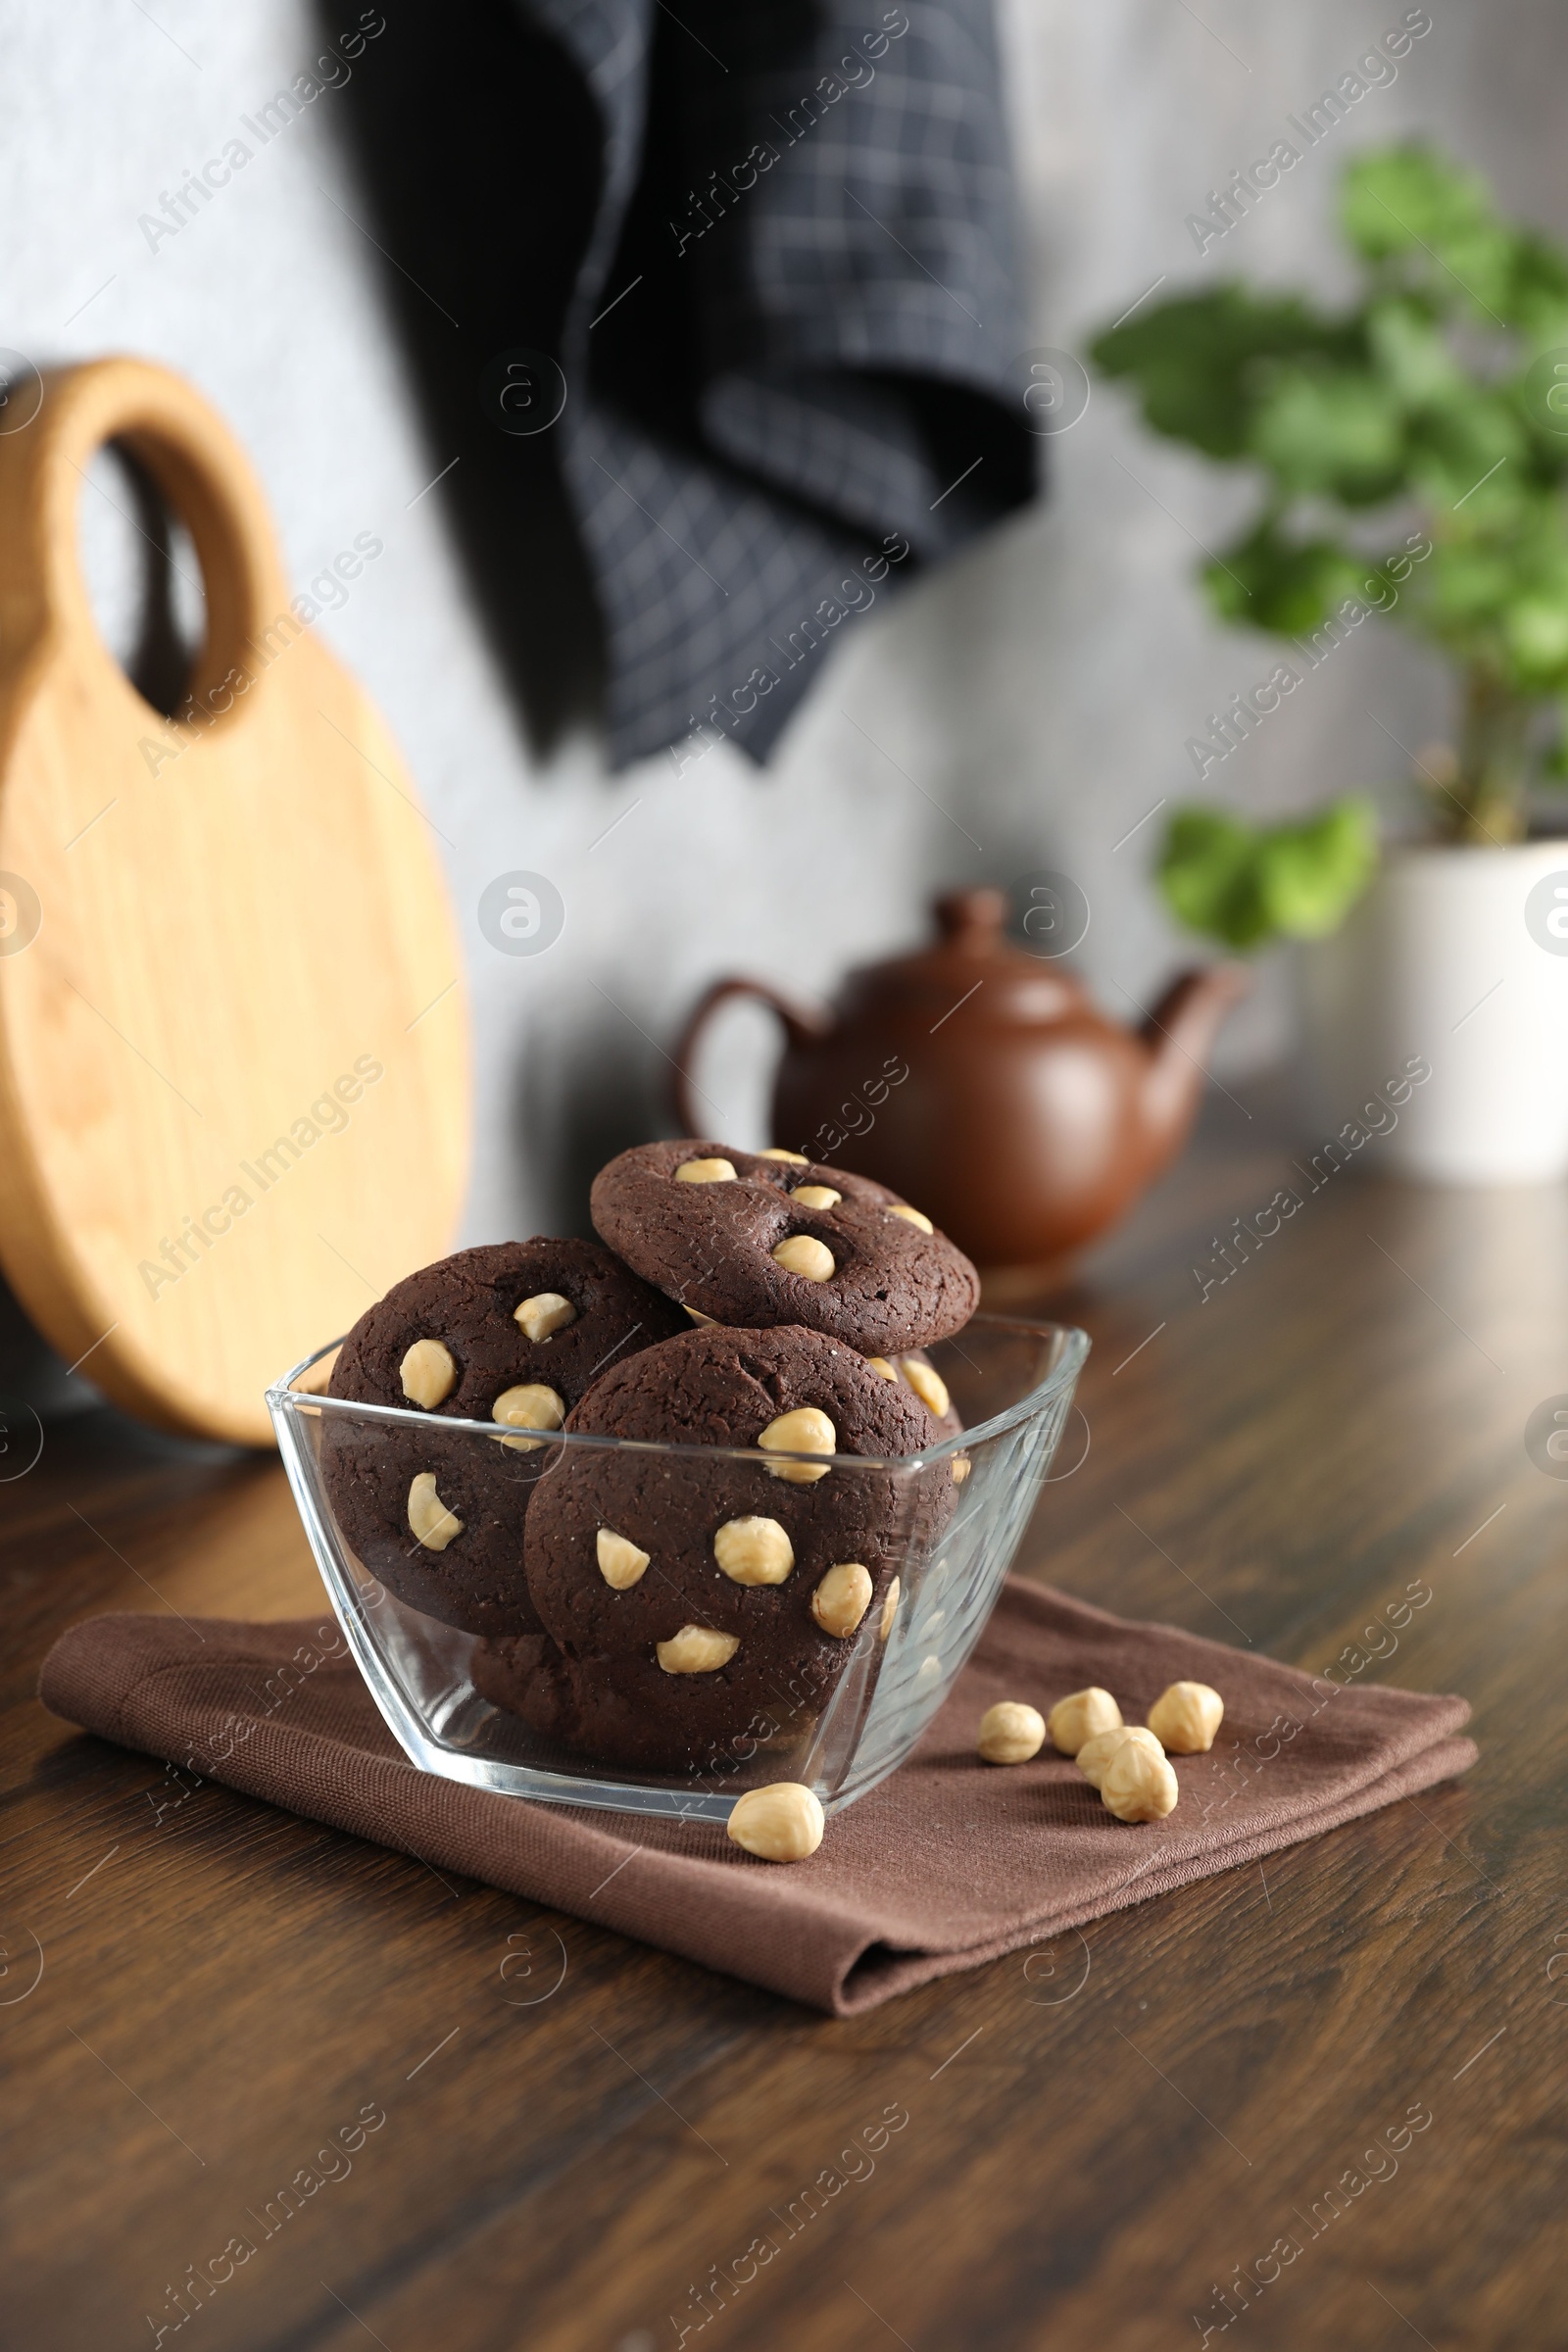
[4,1084,1561,2350]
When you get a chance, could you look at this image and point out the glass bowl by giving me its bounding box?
[267,1313,1088,1823]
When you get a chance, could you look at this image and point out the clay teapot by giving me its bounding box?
[671,888,1248,1273]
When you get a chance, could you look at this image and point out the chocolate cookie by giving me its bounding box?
[323,1418,555,1640]
[474,1323,955,1771]
[472,1631,813,1780]
[322,1239,687,1636]
[590,1141,979,1352]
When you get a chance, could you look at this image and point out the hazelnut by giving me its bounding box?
[514,1291,577,1343]
[879,1576,901,1639]
[675,1156,737,1183]
[726,1782,824,1862]
[758,1148,808,1164]
[791,1184,842,1209]
[772,1234,835,1282]
[657,1624,740,1674]
[900,1356,950,1419]
[758,1404,836,1484]
[1048,1687,1123,1757]
[685,1306,718,1326]
[1102,1739,1179,1824]
[1148,1681,1224,1754]
[888,1203,934,1235]
[596,1529,650,1589]
[400,1338,457,1410]
[977,1700,1047,1764]
[1075,1726,1164,1790]
[407,1472,463,1551]
[712,1516,794,1585]
[491,1383,565,1450]
[951,1454,972,1485]
[865,1356,898,1382]
[810,1562,872,1638]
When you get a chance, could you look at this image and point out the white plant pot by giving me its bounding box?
[1298,839,1568,1185]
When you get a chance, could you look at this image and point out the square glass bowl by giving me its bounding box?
[267,1314,1088,1823]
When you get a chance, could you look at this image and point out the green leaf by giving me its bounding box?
[1341,145,1496,270]
[1255,800,1380,939]
[1090,287,1347,459]
[1158,800,1378,952]
[1158,808,1266,949]
[1201,519,1364,634]
[1405,393,1526,512]
[1420,540,1515,640]
[1365,297,1466,408]
[1506,232,1568,343]
[1247,366,1405,503]
[1501,592,1568,689]
[1340,144,1556,330]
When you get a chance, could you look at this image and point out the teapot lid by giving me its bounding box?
[840,887,1084,1026]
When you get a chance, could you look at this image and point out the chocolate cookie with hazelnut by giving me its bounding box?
[322,1238,687,1636]
[474,1322,953,1771]
[590,1140,979,1353]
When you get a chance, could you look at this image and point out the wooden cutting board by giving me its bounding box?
[0,357,469,1446]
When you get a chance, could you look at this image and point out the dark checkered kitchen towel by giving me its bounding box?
[526,0,1037,765]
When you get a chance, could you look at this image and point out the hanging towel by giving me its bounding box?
[528,0,1037,765]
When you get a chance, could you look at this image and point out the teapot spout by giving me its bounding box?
[1137,963,1250,1165]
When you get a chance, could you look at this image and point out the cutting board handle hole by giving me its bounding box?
[74,438,207,722]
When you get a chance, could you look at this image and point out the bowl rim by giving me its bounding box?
[266,1311,1090,1473]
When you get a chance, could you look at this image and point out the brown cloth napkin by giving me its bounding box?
[38,1582,1475,2015]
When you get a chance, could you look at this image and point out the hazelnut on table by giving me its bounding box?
[977,1701,1047,1764]
[1047,1687,1123,1757]
[727,1783,824,1862]
[1101,1740,1179,1824]
[1148,1681,1225,1753]
[1075,1725,1164,1789]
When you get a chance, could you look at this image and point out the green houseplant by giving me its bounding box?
[1090,142,1568,1181]
[1095,140,1568,874]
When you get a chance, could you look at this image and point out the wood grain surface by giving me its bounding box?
[2,1081,1560,2350]
[0,359,468,1446]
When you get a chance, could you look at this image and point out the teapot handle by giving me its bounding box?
[670,976,833,1136]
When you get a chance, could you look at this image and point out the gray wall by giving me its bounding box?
[3,0,1561,1254]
